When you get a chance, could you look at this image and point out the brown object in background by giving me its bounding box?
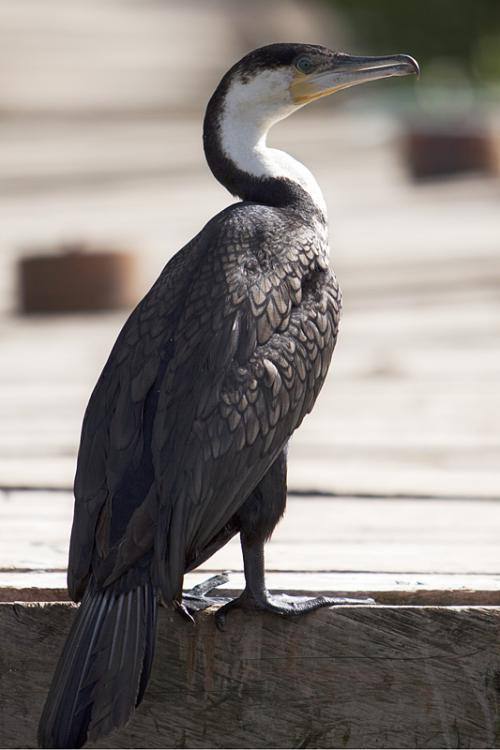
[18,244,137,313]
[402,122,497,180]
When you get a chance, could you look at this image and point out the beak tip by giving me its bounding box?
[403,54,420,78]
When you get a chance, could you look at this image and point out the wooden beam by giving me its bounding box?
[3,570,500,606]
[1,600,500,749]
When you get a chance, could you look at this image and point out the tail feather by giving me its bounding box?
[136,584,157,708]
[38,582,157,749]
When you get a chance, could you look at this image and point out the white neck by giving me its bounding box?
[218,75,327,217]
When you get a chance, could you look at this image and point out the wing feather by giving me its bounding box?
[68,239,198,600]
[69,203,341,604]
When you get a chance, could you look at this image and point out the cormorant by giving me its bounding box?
[38,43,418,749]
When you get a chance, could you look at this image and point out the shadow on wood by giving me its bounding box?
[1,600,500,748]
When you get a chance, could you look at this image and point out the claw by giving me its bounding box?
[174,600,196,624]
[215,610,226,632]
[215,595,240,631]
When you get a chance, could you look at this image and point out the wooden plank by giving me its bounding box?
[1,601,500,748]
[2,492,500,575]
[0,112,499,496]
[1,291,499,496]
[3,570,500,607]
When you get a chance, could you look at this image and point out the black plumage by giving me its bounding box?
[39,42,418,748]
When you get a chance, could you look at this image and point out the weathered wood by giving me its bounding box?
[1,601,500,749]
[3,570,500,607]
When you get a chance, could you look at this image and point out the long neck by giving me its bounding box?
[203,85,327,218]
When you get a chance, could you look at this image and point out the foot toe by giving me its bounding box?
[213,591,375,629]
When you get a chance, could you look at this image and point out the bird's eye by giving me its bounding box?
[295,56,316,74]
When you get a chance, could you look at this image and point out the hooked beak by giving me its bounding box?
[291,53,420,104]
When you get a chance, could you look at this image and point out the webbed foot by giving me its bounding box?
[215,589,375,630]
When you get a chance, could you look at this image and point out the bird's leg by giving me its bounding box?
[215,449,374,629]
[215,535,374,629]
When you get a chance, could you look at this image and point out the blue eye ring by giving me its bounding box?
[295,55,316,74]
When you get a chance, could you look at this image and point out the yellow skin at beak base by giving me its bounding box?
[290,72,337,104]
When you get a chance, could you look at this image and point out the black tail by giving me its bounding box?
[38,581,157,749]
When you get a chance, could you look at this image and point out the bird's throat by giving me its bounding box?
[203,86,327,217]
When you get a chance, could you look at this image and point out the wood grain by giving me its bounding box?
[2,601,500,749]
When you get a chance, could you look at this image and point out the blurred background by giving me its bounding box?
[1,0,500,577]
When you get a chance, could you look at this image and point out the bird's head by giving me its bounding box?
[204,43,419,209]
[216,43,419,126]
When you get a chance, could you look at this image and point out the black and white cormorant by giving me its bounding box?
[39,43,418,748]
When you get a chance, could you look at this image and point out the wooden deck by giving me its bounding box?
[3,490,500,571]
[2,83,500,750]
[1,0,499,502]
[1,125,499,497]
[5,486,500,749]
[2,489,500,749]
